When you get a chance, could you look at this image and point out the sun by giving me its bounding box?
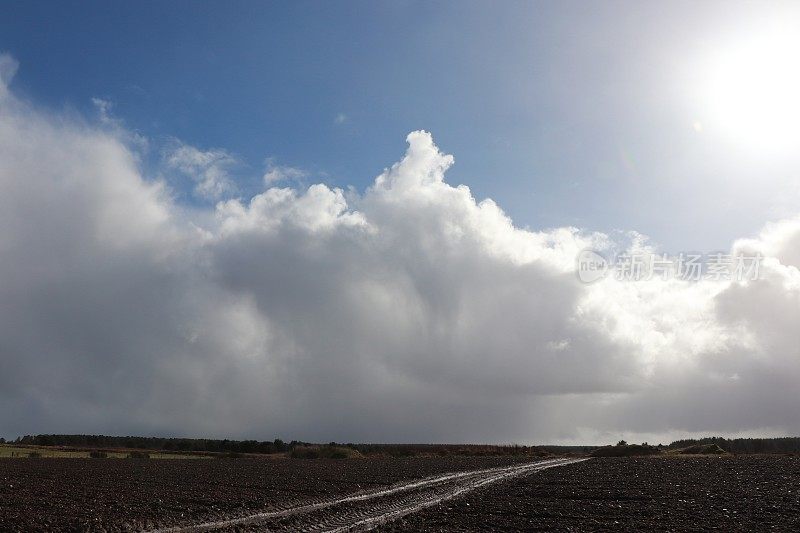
[700,29,800,155]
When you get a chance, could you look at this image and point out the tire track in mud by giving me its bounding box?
[149,457,587,532]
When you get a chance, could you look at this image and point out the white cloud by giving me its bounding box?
[0,52,19,99]
[165,141,238,200]
[91,97,114,123]
[262,159,308,185]
[334,112,348,124]
[1,60,799,443]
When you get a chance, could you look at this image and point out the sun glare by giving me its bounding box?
[701,28,800,155]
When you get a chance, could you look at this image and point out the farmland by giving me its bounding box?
[388,455,800,531]
[0,455,536,531]
[1,454,799,531]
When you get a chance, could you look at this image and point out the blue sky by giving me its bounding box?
[2,1,799,251]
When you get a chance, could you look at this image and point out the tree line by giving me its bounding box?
[14,434,293,454]
[8,435,595,457]
[13,434,798,455]
[668,437,800,454]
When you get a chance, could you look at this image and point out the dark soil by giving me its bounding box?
[384,456,800,531]
[0,456,532,532]
[2,455,799,532]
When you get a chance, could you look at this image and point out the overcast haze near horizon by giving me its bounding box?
[1,1,799,445]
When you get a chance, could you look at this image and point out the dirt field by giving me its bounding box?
[1,455,799,531]
[0,455,534,531]
[386,455,800,531]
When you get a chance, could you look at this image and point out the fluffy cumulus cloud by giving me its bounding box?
[0,55,798,443]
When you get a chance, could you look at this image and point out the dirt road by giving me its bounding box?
[152,458,586,532]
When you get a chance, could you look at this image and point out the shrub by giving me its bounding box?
[327,447,359,459]
[678,444,727,455]
[591,443,661,457]
[127,451,150,459]
[89,450,108,459]
[291,445,361,459]
[290,446,320,459]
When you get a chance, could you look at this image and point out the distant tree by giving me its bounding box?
[617,440,627,446]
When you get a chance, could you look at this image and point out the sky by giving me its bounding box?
[3,0,800,250]
[0,1,799,444]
